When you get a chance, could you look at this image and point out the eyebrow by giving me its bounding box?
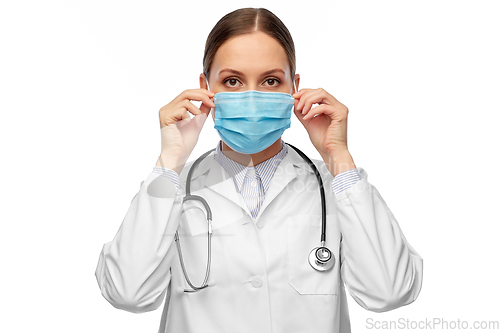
[218,68,286,77]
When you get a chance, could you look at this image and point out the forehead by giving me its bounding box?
[211,31,290,77]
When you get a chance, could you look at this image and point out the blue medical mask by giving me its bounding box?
[213,90,295,154]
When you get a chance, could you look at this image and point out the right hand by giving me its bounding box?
[157,89,215,170]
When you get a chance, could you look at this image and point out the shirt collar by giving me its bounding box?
[214,140,288,193]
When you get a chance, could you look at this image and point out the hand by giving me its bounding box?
[293,88,350,157]
[158,88,214,164]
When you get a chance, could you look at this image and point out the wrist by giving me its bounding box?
[156,152,185,175]
[322,148,357,178]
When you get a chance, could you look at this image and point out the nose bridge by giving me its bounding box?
[247,76,259,91]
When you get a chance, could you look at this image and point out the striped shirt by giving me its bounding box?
[153,140,362,219]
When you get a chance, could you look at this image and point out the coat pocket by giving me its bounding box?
[287,214,340,295]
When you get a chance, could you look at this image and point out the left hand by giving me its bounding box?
[293,88,349,157]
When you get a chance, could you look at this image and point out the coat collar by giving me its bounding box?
[186,142,315,219]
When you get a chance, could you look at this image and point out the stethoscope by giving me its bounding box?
[174,142,335,293]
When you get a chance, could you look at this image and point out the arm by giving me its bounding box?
[95,168,183,313]
[334,167,423,312]
[294,85,422,311]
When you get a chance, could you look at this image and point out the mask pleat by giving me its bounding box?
[213,90,294,154]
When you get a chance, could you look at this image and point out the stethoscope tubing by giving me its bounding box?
[174,228,212,292]
[176,148,216,292]
[286,143,327,244]
[175,142,332,292]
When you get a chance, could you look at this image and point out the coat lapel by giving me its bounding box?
[187,144,315,221]
[254,146,314,220]
[187,151,251,216]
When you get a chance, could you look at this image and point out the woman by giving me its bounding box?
[95,8,423,333]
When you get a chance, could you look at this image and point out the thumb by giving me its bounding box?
[294,107,307,127]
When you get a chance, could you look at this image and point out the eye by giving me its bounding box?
[264,78,280,86]
[223,77,241,87]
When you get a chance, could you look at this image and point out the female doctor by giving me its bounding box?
[95,7,423,333]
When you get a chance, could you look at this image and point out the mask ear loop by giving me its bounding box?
[205,78,211,93]
[206,78,217,102]
[205,79,216,120]
[293,80,298,95]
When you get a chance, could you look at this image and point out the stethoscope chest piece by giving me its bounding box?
[309,246,335,271]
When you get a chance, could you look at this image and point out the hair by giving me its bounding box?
[203,8,296,83]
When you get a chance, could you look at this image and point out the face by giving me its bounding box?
[200,31,300,120]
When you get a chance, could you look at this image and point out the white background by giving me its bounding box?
[1,0,499,332]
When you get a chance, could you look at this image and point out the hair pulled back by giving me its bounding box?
[203,8,296,82]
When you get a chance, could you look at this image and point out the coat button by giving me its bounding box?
[251,276,263,288]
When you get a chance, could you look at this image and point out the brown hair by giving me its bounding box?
[203,8,296,82]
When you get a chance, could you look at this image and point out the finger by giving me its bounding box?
[194,112,208,128]
[293,89,307,109]
[199,94,215,114]
[160,101,201,127]
[180,100,203,116]
[176,115,193,130]
[177,112,208,133]
[294,97,300,110]
[292,88,309,99]
[182,99,214,119]
[185,93,215,110]
[175,89,215,107]
[160,109,189,127]
[180,110,190,120]
[296,89,322,112]
[302,104,332,121]
[301,90,329,115]
[292,89,309,107]
[303,88,345,113]
[198,95,215,109]
[293,106,308,126]
[172,89,214,107]
[199,100,212,114]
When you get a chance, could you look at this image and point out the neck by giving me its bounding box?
[221,139,283,167]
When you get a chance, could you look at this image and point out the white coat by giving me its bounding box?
[95,146,423,333]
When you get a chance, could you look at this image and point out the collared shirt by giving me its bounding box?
[153,140,362,219]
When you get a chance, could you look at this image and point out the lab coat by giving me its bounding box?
[95,146,423,333]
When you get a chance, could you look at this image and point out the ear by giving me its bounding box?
[200,73,209,90]
[293,74,300,94]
